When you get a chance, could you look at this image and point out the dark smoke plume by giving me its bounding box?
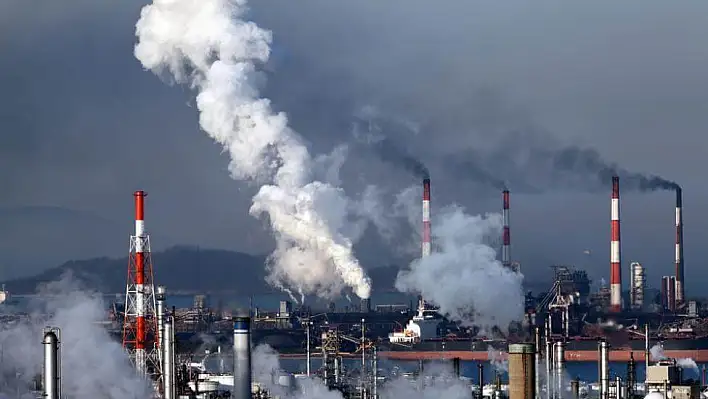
[371,137,430,179]
[444,151,506,191]
[351,109,430,179]
[445,128,679,194]
[551,146,680,192]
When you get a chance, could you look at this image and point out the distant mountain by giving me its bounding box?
[4,246,404,295]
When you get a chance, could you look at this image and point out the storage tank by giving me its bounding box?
[508,343,536,399]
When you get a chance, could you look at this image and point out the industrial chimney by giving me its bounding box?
[502,190,511,269]
[163,316,175,399]
[675,188,685,305]
[233,315,252,399]
[610,176,622,312]
[598,340,610,399]
[422,178,431,258]
[42,327,61,399]
[421,178,431,309]
[508,343,536,399]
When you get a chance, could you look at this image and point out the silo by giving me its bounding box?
[509,343,536,399]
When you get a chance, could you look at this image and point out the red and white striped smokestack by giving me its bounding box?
[134,190,147,368]
[419,178,431,311]
[422,178,431,258]
[502,190,511,268]
[675,187,684,304]
[610,176,622,312]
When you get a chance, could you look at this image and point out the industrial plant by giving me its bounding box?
[7,172,704,399]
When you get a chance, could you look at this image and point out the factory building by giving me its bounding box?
[645,359,700,399]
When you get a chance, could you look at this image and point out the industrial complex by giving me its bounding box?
[16,172,708,399]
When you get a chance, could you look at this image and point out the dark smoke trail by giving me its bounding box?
[351,110,430,179]
[445,151,507,191]
[552,146,680,192]
[371,136,430,179]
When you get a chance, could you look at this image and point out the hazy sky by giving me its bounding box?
[1,0,707,292]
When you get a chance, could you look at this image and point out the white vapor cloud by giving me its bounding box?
[0,274,151,399]
[395,198,524,330]
[133,0,372,299]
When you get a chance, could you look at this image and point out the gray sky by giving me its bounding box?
[1,0,707,294]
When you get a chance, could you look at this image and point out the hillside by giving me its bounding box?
[5,246,403,295]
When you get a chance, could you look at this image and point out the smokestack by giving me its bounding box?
[421,178,431,309]
[422,178,431,258]
[508,343,536,399]
[502,190,511,268]
[599,340,610,399]
[610,176,622,312]
[163,317,175,399]
[662,276,676,312]
[134,190,148,372]
[675,187,685,304]
[42,327,61,399]
[555,341,565,398]
[233,315,252,399]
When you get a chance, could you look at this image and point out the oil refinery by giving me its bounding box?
[11,173,708,399]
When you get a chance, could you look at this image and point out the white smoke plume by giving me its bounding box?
[395,199,525,330]
[487,347,508,373]
[0,274,151,399]
[649,343,697,371]
[252,344,344,399]
[677,358,698,371]
[650,343,666,361]
[253,344,477,399]
[376,360,473,399]
[134,0,372,300]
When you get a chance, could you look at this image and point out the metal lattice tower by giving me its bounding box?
[122,191,161,378]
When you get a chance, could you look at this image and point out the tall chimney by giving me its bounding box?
[421,178,431,309]
[610,176,622,312]
[135,191,148,371]
[599,340,610,399]
[675,187,685,304]
[42,327,61,399]
[233,315,252,399]
[502,190,511,268]
[422,178,431,258]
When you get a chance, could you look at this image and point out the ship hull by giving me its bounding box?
[378,349,708,362]
[377,337,708,362]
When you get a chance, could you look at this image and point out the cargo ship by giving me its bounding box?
[378,303,708,362]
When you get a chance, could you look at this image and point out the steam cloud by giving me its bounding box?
[0,274,151,399]
[395,196,524,329]
[649,343,697,371]
[252,344,345,399]
[650,343,666,361]
[253,343,474,399]
[134,0,372,299]
[487,347,508,373]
